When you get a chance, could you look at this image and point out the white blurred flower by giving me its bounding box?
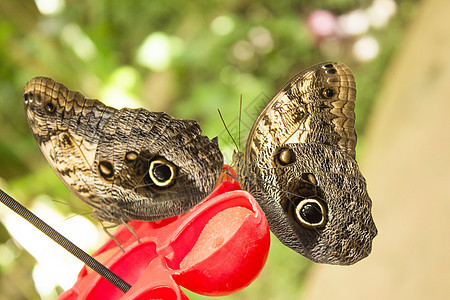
[368,0,398,29]
[353,35,380,62]
[338,9,370,36]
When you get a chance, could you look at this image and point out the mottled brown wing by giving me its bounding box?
[245,62,357,162]
[24,77,223,224]
[234,62,376,265]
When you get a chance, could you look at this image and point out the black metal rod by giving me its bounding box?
[0,188,132,293]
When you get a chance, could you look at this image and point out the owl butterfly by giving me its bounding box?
[23,77,223,225]
[233,62,377,265]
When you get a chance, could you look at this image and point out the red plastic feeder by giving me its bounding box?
[58,168,270,299]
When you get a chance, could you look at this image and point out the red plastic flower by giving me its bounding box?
[58,167,270,299]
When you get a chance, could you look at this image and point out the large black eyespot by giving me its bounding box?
[321,88,334,99]
[295,199,327,228]
[149,158,177,187]
[273,147,296,166]
[45,102,56,113]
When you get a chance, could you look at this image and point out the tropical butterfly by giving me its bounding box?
[233,62,377,265]
[23,77,223,225]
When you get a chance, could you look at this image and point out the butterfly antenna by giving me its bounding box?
[238,94,242,150]
[63,213,90,222]
[217,109,241,180]
[218,109,239,151]
[52,199,92,215]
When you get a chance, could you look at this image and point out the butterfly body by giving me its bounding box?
[234,62,377,265]
[24,77,223,224]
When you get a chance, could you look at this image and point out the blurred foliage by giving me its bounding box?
[0,0,417,299]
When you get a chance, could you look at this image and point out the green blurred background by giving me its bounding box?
[0,0,417,299]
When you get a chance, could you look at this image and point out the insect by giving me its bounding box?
[23,77,223,225]
[233,62,377,265]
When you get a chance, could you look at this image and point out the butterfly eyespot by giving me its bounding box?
[149,158,177,187]
[45,102,56,113]
[295,199,327,228]
[273,147,296,166]
[125,151,138,162]
[321,88,334,99]
[98,161,114,181]
[305,173,317,185]
[24,92,34,104]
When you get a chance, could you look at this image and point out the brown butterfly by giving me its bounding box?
[23,77,223,225]
[233,62,377,265]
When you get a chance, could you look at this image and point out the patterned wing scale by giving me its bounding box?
[246,62,357,161]
[234,62,377,265]
[24,77,223,224]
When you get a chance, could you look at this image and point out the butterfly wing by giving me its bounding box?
[236,62,376,265]
[245,62,357,162]
[24,77,223,224]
